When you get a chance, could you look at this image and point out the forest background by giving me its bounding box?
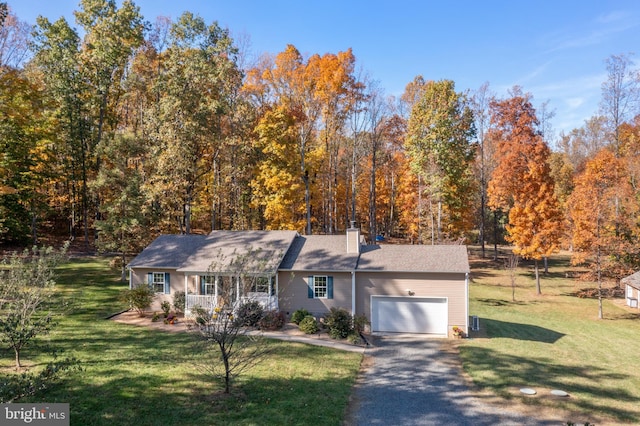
[1,0,640,287]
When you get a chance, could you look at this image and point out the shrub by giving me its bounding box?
[291,308,311,325]
[160,301,171,317]
[299,315,319,334]
[259,310,285,331]
[324,307,353,339]
[236,300,265,327]
[151,312,160,322]
[119,285,155,316]
[173,291,185,313]
[353,314,370,334]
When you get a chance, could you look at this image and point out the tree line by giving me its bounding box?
[1,1,640,293]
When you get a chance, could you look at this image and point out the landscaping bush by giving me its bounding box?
[299,315,318,334]
[161,301,171,317]
[119,284,155,316]
[236,300,265,327]
[258,310,285,331]
[324,307,353,339]
[173,291,185,313]
[291,308,311,325]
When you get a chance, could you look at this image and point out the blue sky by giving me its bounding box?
[8,0,640,139]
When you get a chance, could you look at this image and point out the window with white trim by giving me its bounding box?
[201,276,216,295]
[307,276,333,299]
[251,276,272,294]
[314,276,327,298]
[151,272,167,294]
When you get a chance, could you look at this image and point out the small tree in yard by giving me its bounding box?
[190,248,277,394]
[191,306,272,394]
[0,243,68,369]
[506,254,519,302]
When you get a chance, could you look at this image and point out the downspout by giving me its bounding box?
[129,268,133,289]
[275,274,279,311]
[465,272,469,333]
[351,270,356,316]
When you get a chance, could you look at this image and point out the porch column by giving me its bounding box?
[129,268,133,289]
[184,274,188,295]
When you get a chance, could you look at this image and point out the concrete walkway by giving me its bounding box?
[257,329,367,353]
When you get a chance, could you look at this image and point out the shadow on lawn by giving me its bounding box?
[460,345,638,423]
[479,318,565,343]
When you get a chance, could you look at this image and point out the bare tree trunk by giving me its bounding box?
[535,259,541,295]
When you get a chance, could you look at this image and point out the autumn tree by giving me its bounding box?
[600,53,640,153]
[568,149,639,318]
[487,89,563,293]
[32,0,144,247]
[32,16,90,242]
[252,105,316,230]
[248,45,356,234]
[0,68,52,243]
[145,12,242,234]
[405,79,476,243]
[311,49,357,234]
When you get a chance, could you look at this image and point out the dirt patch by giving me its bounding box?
[110,310,339,340]
[110,310,190,333]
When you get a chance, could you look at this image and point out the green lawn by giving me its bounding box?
[461,248,640,424]
[1,257,362,426]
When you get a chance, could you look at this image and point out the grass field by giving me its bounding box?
[461,247,640,424]
[1,257,362,425]
[5,251,640,424]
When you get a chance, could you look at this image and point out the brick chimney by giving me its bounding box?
[346,222,360,254]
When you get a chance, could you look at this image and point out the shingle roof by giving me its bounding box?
[357,244,470,273]
[128,231,469,275]
[177,230,299,274]
[279,235,360,271]
[127,234,207,269]
[622,271,640,290]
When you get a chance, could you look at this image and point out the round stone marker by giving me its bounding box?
[520,388,537,395]
[550,389,569,397]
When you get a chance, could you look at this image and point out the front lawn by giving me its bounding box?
[1,257,362,425]
[461,248,640,424]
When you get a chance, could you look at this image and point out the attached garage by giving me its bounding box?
[371,296,448,334]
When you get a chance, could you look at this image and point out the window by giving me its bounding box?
[148,272,169,294]
[307,276,333,299]
[201,276,216,295]
[252,276,272,294]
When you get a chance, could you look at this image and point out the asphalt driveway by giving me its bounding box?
[346,335,560,426]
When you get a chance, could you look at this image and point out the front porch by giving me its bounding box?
[184,293,278,316]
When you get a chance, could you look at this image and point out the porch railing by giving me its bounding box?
[185,295,217,315]
[185,293,278,316]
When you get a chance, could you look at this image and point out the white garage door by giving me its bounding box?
[371,296,448,334]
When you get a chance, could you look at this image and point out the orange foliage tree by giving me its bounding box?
[487,89,563,293]
[568,148,639,318]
